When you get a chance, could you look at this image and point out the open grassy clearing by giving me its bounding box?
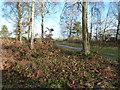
[56,41,119,61]
[1,39,120,88]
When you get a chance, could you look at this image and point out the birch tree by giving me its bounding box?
[17,1,23,41]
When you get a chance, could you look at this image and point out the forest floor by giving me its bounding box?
[1,39,120,88]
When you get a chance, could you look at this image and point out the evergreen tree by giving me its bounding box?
[73,22,82,36]
[0,25,9,38]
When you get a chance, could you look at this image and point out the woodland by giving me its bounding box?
[0,0,120,88]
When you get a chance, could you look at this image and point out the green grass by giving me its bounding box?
[56,42,119,60]
[91,46,119,60]
[56,41,82,48]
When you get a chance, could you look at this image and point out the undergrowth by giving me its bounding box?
[1,39,120,88]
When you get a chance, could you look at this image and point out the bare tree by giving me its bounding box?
[41,0,44,40]
[60,2,81,39]
[116,2,120,41]
[17,1,23,41]
[2,1,32,41]
[82,2,90,54]
[87,2,105,41]
[90,6,93,40]
[30,0,35,49]
[34,1,59,40]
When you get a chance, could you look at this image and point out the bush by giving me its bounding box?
[110,37,116,42]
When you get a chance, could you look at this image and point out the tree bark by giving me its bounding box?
[28,16,31,42]
[68,20,72,39]
[116,18,120,41]
[41,0,44,40]
[17,1,22,41]
[82,2,90,55]
[30,0,35,49]
[116,11,120,41]
[90,7,93,40]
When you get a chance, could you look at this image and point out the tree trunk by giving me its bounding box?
[68,30,72,39]
[96,28,98,40]
[116,11,120,41]
[77,30,79,36]
[17,1,22,41]
[68,25,72,39]
[30,0,35,49]
[68,19,72,39]
[28,16,31,42]
[82,2,90,55]
[116,18,120,41]
[41,1,44,40]
[90,7,93,40]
